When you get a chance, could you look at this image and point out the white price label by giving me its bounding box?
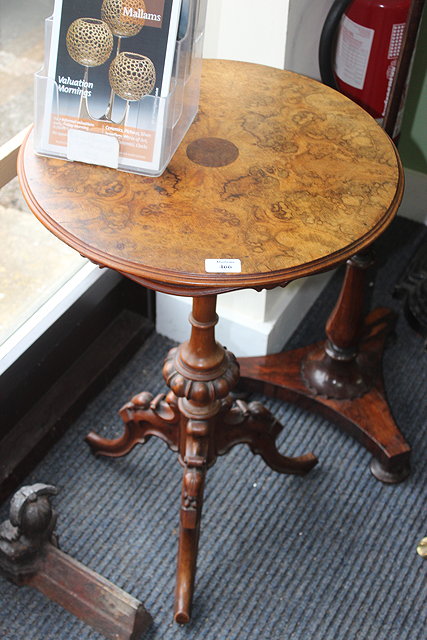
[205,259,242,273]
[67,129,119,169]
[334,15,374,90]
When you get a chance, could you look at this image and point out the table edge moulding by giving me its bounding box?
[17,59,411,625]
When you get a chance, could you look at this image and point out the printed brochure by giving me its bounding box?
[40,0,183,173]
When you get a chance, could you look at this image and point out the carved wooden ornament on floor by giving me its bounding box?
[0,484,152,640]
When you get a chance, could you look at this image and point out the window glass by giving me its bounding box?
[0,0,54,143]
[0,178,86,346]
[0,0,87,347]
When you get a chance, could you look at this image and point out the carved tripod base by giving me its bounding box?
[86,295,317,624]
[239,254,411,484]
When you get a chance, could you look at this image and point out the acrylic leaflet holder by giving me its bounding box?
[33,0,207,177]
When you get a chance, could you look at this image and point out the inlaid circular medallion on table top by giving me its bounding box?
[18,59,403,295]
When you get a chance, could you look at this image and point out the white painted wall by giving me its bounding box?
[203,0,290,68]
[285,0,335,79]
[203,0,338,79]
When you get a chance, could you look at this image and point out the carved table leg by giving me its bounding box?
[86,391,180,457]
[174,417,209,624]
[239,253,411,484]
[86,294,317,623]
[216,398,317,475]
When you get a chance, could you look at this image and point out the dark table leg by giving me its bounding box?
[239,254,411,484]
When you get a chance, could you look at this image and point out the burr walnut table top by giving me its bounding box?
[18,59,403,296]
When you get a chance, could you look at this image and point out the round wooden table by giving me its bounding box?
[18,59,410,624]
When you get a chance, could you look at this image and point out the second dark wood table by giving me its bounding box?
[18,59,410,624]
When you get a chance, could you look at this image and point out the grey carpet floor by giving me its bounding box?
[0,216,426,639]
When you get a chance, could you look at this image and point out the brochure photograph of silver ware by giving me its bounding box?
[40,0,186,172]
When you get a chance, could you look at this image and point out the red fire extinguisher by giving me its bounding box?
[319,0,411,135]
